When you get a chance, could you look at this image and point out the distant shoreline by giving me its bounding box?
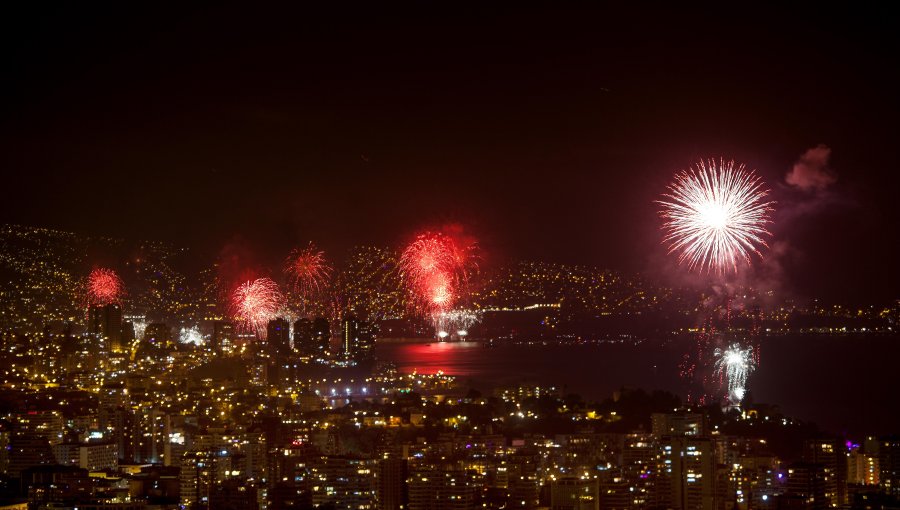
[377,337,470,344]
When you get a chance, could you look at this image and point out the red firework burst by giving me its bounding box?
[87,268,124,307]
[284,243,332,302]
[399,231,477,317]
[230,277,283,339]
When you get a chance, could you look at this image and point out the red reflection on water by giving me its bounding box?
[386,341,482,376]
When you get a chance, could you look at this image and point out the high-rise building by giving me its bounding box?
[655,436,717,510]
[651,411,708,437]
[309,455,377,509]
[250,359,268,387]
[313,317,331,354]
[293,318,314,355]
[848,443,880,486]
[506,451,540,508]
[6,433,56,479]
[209,478,259,510]
[88,304,123,352]
[51,442,118,471]
[180,451,228,510]
[270,480,310,510]
[144,322,173,351]
[377,457,408,510]
[358,320,376,358]
[266,318,291,355]
[342,315,376,361]
[620,433,655,507]
[211,321,234,352]
[16,411,65,445]
[0,425,9,476]
[550,477,599,510]
[597,469,633,510]
[408,462,478,510]
[880,436,900,498]
[786,462,828,510]
[729,454,780,509]
[135,407,173,464]
[99,406,140,463]
[342,315,360,358]
[803,438,847,507]
[121,320,136,348]
[408,461,478,510]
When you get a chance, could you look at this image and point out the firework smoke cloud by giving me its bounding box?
[785,144,835,192]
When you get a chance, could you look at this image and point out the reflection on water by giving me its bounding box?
[380,341,501,376]
[376,339,679,398]
[375,335,900,435]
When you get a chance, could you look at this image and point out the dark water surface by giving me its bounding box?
[375,335,900,436]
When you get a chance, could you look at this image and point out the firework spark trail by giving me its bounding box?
[399,232,477,320]
[230,278,283,340]
[678,316,713,404]
[658,159,774,274]
[433,309,481,338]
[87,268,124,306]
[284,243,332,314]
[714,343,756,405]
[179,326,204,345]
[425,272,453,308]
[132,319,148,341]
[277,305,299,346]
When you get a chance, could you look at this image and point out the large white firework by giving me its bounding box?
[714,343,756,404]
[658,159,774,273]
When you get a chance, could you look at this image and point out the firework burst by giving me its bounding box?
[714,343,756,405]
[284,243,332,309]
[87,268,125,307]
[399,231,477,321]
[433,309,481,339]
[179,326,204,345]
[230,277,283,339]
[658,159,774,274]
[132,319,148,341]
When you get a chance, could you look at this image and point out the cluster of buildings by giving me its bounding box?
[2,318,900,510]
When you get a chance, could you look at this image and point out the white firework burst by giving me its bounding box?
[658,159,774,273]
[433,309,481,339]
[714,343,756,405]
[179,326,204,345]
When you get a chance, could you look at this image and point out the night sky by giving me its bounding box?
[2,4,898,302]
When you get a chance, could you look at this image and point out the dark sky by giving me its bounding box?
[2,4,898,302]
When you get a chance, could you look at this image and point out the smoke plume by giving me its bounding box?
[785,144,836,192]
